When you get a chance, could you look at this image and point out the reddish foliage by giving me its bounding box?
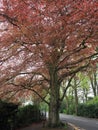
[0,0,98,102]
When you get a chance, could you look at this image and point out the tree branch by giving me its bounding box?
[25,87,49,105]
[59,62,89,84]
[58,52,98,71]
[58,31,94,68]
[60,74,75,101]
[0,13,18,26]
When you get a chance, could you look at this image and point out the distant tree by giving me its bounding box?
[88,64,98,97]
[71,76,79,115]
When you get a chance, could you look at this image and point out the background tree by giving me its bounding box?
[88,64,98,97]
[63,68,98,115]
[79,72,90,103]
[0,0,98,127]
[71,76,79,115]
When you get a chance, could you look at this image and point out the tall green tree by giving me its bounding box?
[88,65,98,97]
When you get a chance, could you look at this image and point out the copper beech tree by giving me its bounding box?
[0,0,98,127]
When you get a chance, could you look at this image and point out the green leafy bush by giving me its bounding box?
[16,104,42,127]
[0,100,18,130]
[77,97,98,118]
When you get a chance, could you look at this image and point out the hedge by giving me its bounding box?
[16,104,44,128]
[0,100,18,130]
[0,100,45,130]
[77,103,98,118]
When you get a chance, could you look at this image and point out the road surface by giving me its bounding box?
[60,114,98,130]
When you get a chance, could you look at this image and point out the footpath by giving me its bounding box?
[17,122,77,130]
[17,123,43,130]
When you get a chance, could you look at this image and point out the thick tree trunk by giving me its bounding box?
[48,68,60,127]
[48,94,60,127]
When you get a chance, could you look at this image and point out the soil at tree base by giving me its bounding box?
[17,122,73,130]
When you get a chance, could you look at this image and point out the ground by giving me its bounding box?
[17,122,73,130]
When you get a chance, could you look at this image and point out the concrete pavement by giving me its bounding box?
[60,114,98,130]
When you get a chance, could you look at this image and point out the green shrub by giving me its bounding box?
[0,100,18,130]
[77,97,98,118]
[67,104,75,115]
[16,104,42,127]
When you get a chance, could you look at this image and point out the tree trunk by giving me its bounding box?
[74,87,78,115]
[65,95,69,114]
[48,92,60,127]
[74,78,78,115]
[48,67,60,127]
[90,77,96,97]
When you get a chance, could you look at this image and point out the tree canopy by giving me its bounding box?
[0,0,98,127]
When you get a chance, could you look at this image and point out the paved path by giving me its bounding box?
[17,123,43,130]
[60,114,98,130]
